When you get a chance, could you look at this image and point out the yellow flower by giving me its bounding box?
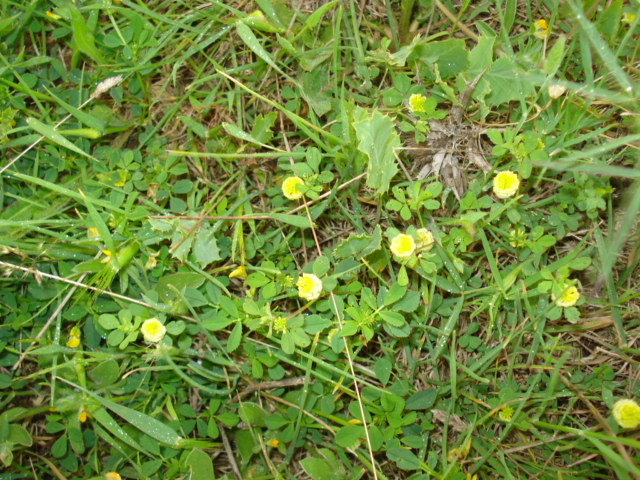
[273,316,288,334]
[104,473,122,480]
[145,255,157,270]
[114,171,127,187]
[498,405,514,421]
[447,436,471,462]
[140,318,166,343]
[622,12,636,24]
[45,11,61,20]
[296,273,323,301]
[534,19,548,39]
[408,94,427,113]
[66,326,81,348]
[492,171,520,199]
[266,438,280,447]
[282,176,305,200]
[416,228,434,251]
[87,227,100,239]
[229,265,247,280]
[554,285,580,308]
[390,233,416,259]
[612,399,640,429]
[78,408,89,423]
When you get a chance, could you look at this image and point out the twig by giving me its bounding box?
[218,422,242,480]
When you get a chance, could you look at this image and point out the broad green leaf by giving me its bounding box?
[89,360,120,386]
[227,322,242,353]
[386,447,421,471]
[185,448,215,480]
[8,425,32,446]
[301,66,332,116]
[299,457,340,480]
[378,310,406,327]
[251,112,277,143]
[405,389,437,410]
[372,358,392,385]
[484,57,535,106]
[98,314,120,330]
[415,39,469,78]
[193,225,220,268]
[352,108,400,195]
[333,225,382,259]
[68,2,104,63]
[544,35,566,76]
[238,403,267,427]
[334,425,363,449]
[383,283,407,306]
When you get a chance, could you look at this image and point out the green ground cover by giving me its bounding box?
[1,0,639,478]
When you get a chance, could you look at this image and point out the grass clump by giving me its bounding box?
[1,0,639,479]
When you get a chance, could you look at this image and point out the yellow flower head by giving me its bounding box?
[45,10,61,20]
[408,94,427,113]
[104,473,122,480]
[554,285,580,308]
[498,405,514,421]
[66,326,81,348]
[229,265,247,280]
[612,398,640,429]
[140,318,166,343]
[493,171,520,199]
[78,408,89,423]
[296,273,323,301]
[87,227,100,239]
[282,176,305,200]
[266,438,280,448]
[390,233,416,259]
[273,316,288,334]
[416,228,435,251]
[534,19,548,39]
[622,12,636,24]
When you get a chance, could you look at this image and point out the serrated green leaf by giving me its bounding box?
[251,111,277,143]
[353,108,400,195]
[193,225,220,268]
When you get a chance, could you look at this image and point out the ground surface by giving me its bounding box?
[1,1,640,479]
